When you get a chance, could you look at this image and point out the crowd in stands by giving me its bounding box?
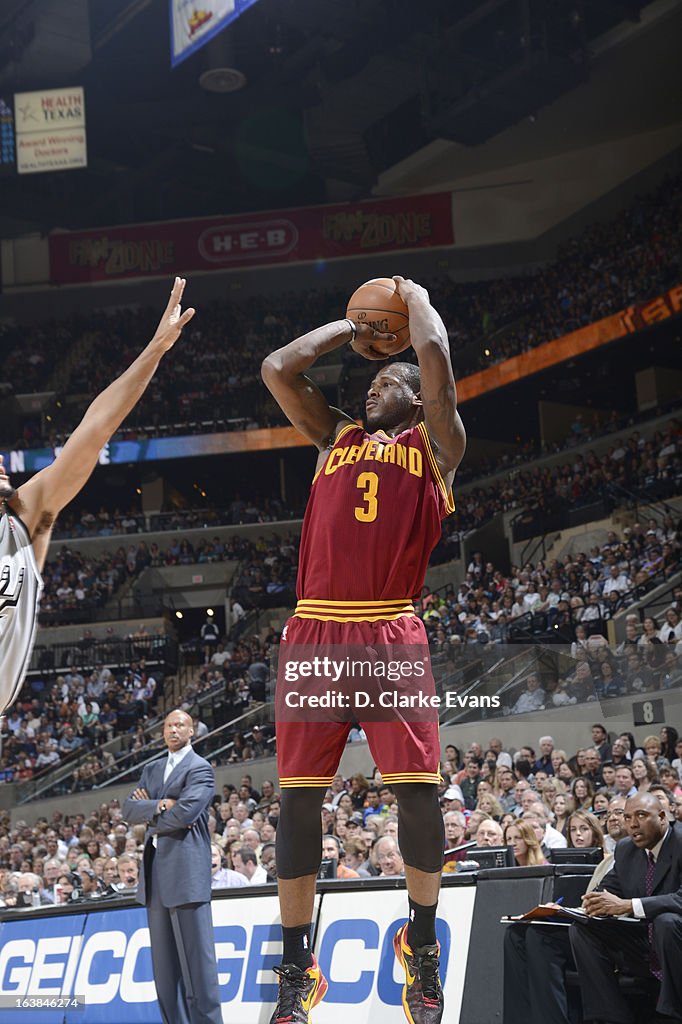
[31,416,681,629]
[1,605,281,790]
[454,403,681,487]
[440,169,681,373]
[228,533,299,613]
[447,418,681,536]
[3,171,680,450]
[0,526,295,788]
[50,494,302,541]
[38,545,131,622]
[32,412,680,554]
[1,312,91,395]
[421,519,681,647]
[198,522,682,712]
[35,529,301,626]
[6,514,680,792]
[0,656,163,789]
[39,412,679,570]
[2,722,681,908]
[421,528,682,705]
[0,626,279,791]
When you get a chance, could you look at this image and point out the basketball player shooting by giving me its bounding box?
[261,276,466,1024]
[0,277,195,714]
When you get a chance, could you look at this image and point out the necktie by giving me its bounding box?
[645,850,663,980]
[645,850,656,896]
[153,756,175,848]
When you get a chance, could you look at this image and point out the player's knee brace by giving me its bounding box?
[275,787,326,879]
[393,782,444,873]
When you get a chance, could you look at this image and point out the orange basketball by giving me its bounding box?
[346,277,410,354]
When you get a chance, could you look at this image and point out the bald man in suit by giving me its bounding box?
[123,709,222,1024]
[503,795,629,1024]
[570,792,682,1023]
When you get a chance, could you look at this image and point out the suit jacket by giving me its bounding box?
[122,748,216,907]
[605,821,682,919]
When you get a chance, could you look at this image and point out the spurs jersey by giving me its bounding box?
[295,422,454,616]
[0,508,43,712]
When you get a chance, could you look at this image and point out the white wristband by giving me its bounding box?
[344,318,357,342]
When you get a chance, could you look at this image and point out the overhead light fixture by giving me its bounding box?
[199,35,246,93]
[199,67,246,92]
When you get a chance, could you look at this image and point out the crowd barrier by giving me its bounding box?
[0,867,579,1024]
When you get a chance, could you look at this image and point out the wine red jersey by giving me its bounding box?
[295,422,454,614]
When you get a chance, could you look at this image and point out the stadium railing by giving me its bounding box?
[14,711,165,805]
[437,644,567,726]
[17,704,271,803]
[608,569,682,644]
[94,705,270,792]
[26,633,177,678]
[606,480,680,526]
[511,498,612,545]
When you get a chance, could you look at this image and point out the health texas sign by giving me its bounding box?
[48,192,454,284]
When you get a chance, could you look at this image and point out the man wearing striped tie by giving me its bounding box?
[570,792,682,1022]
[123,709,222,1024]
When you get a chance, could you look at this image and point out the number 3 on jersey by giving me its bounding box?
[355,472,379,522]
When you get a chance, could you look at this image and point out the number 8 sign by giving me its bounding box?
[632,698,664,726]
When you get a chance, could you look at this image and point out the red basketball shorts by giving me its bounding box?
[275,609,440,790]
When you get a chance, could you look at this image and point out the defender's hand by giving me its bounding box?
[151,277,196,353]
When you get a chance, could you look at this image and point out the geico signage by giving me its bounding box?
[0,914,453,1007]
[0,929,154,1005]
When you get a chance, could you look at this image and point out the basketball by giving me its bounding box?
[346,277,411,354]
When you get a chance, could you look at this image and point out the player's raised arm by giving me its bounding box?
[12,277,195,569]
[393,276,466,480]
[261,319,400,450]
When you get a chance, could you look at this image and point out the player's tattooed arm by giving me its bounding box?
[393,276,466,481]
[262,319,399,450]
[261,320,357,450]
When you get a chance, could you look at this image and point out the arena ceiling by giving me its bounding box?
[0,0,680,236]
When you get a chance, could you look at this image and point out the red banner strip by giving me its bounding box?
[48,193,454,284]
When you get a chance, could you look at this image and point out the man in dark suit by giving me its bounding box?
[503,794,629,1024]
[123,709,222,1024]
[570,792,682,1023]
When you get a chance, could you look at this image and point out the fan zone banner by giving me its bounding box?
[170,1,261,67]
[48,192,455,284]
